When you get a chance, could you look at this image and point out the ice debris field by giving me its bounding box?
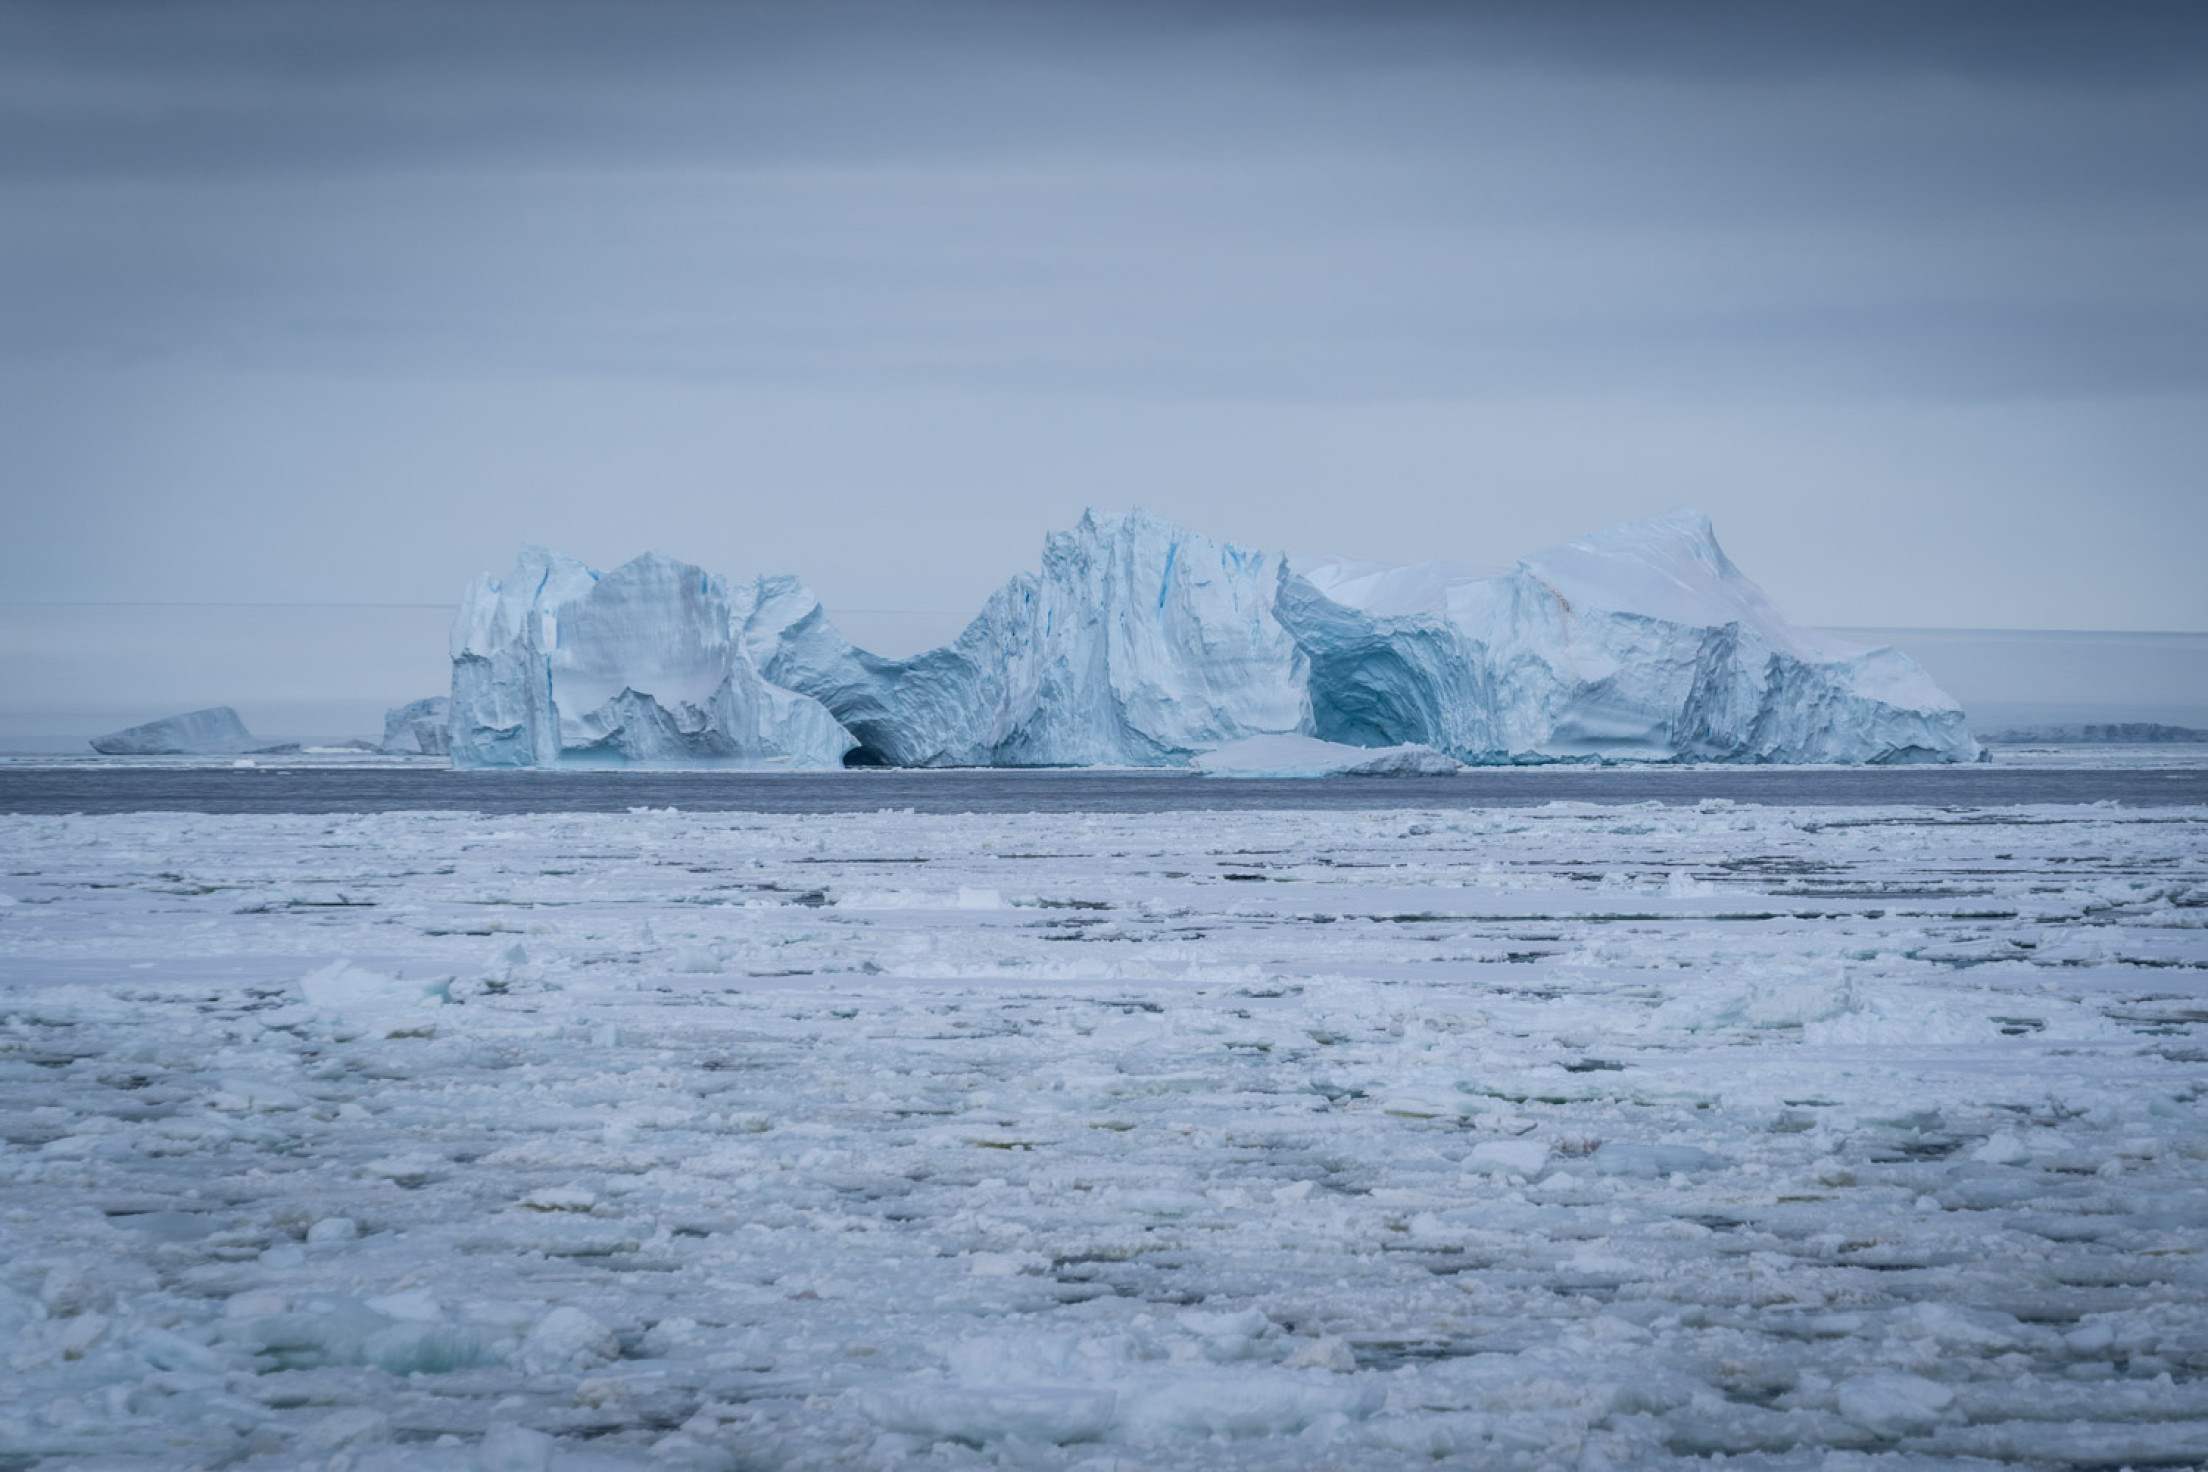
[3,793,2205,1470]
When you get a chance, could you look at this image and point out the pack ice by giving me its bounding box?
[449,509,1978,768]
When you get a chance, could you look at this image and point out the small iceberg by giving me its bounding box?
[380,696,452,756]
[90,706,260,756]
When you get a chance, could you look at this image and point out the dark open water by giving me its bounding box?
[0,765,2201,815]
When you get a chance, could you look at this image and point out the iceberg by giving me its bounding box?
[756,510,1310,766]
[1191,734,1464,778]
[448,549,854,769]
[90,706,259,756]
[379,697,451,756]
[1279,510,1980,765]
[451,508,1977,769]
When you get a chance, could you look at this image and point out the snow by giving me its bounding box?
[1,793,2201,1467]
[88,706,258,756]
[455,507,1976,770]
[1192,733,1463,778]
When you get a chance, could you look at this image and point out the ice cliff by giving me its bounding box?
[91,706,259,756]
[450,510,1979,769]
[448,549,854,768]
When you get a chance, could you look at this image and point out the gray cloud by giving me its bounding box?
[0,0,2202,652]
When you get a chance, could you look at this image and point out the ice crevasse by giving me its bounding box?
[447,509,1980,768]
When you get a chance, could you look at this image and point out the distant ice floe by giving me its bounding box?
[1190,733,1463,778]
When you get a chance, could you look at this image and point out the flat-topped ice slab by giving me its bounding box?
[89,706,257,756]
[1190,733,1463,778]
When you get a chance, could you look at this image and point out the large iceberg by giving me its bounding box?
[448,549,854,769]
[90,706,259,756]
[1280,510,1979,764]
[450,509,1978,769]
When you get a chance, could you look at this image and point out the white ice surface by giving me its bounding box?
[1191,734,1464,778]
[1,800,2203,1468]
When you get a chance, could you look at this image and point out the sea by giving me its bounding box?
[0,751,2201,816]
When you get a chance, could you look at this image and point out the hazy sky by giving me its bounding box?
[4,0,2205,636]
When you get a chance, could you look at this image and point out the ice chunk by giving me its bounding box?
[1192,733,1462,778]
[89,706,257,756]
[859,1385,1119,1447]
[1834,1372,1955,1437]
[1467,1139,1551,1176]
[1582,1142,1730,1177]
[478,1423,556,1472]
[514,1305,617,1375]
[298,961,448,1034]
[363,1290,442,1323]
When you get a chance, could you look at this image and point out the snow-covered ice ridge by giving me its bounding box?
[2,800,2203,1468]
[450,509,1980,769]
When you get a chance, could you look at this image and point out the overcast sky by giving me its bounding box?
[3,0,2204,637]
